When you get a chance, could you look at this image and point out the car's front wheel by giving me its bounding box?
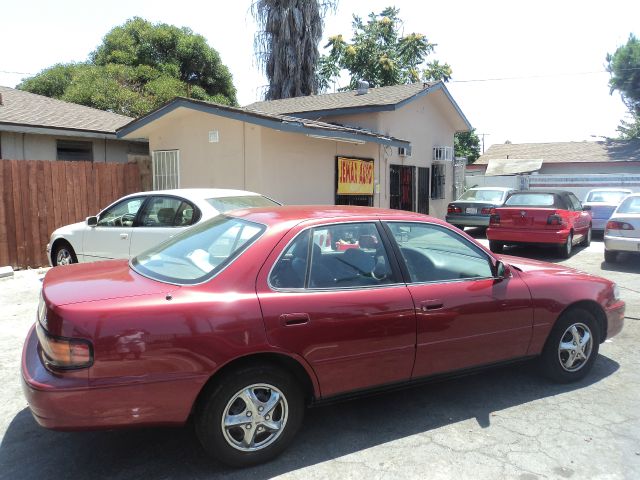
[195,364,304,467]
[52,242,77,266]
[540,307,600,383]
[581,227,592,247]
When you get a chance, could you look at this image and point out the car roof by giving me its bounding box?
[123,188,266,201]
[228,205,437,227]
[586,188,632,192]
[468,187,513,191]
[508,189,570,196]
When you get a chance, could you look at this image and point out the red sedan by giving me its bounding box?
[22,206,623,467]
[487,190,592,258]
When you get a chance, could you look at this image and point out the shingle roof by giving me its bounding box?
[245,82,439,115]
[0,85,133,134]
[476,140,640,164]
[117,97,410,147]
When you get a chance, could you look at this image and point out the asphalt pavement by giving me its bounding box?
[1,234,639,479]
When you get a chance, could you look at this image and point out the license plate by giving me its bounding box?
[465,207,477,214]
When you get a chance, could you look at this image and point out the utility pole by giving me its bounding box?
[478,133,490,154]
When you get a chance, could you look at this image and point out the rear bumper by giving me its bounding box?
[605,300,625,340]
[486,227,570,245]
[21,324,202,430]
[445,214,490,227]
[604,235,640,253]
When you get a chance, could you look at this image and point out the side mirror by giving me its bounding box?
[582,205,592,211]
[494,260,511,279]
[86,216,98,227]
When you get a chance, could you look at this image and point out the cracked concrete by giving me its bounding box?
[0,235,638,479]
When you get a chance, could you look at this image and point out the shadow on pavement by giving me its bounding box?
[0,355,619,479]
[600,254,640,274]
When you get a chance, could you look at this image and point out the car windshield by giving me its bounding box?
[206,195,279,212]
[131,215,265,284]
[586,191,630,203]
[505,193,555,207]
[616,196,640,214]
[459,189,504,202]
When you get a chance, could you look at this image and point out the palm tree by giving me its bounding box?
[252,0,337,100]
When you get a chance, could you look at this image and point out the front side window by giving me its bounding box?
[97,197,144,227]
[270,222,395,290]
[139,196,197,227]
[132,216,264,284]
[386,222,493,283]
[206,195,280,213]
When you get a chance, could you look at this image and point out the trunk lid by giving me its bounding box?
[492,207,560,229]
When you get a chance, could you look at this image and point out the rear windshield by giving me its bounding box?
[616,196,640,214]
[586,190,630,203]
[505,193,556,207]
[459,189,505,202]
[131,215,265,284]
[206,195,279,212]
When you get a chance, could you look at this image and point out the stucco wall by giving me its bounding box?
[0,131,144,163]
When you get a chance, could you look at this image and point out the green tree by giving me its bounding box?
[252,0,337,100]
[607,34,640,138]
[18,17,236,117]
[317,7,451,90]
[454,130,481,164]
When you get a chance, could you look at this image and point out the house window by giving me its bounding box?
[431,163,446,199]
[152,150,180,190]
[56,140,93,161]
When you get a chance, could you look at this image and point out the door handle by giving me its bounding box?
[120,233,128,240]
[279,313,310,326]
[420,299,444,312]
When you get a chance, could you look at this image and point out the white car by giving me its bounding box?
[48,189,280,266]
[604,193,640,263]
[583,188,632,232]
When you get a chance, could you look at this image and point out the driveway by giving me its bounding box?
[1,236,639,480]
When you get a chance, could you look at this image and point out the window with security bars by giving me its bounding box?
[430,163,446,199]
[152,150,180,190]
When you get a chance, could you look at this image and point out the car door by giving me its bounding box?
[567,193,591,240]
[129,196,199,257]
[82,196,146,261]
[383,221,534,378]
[256,221,417,398]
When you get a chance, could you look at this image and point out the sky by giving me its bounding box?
[1,0,639,150]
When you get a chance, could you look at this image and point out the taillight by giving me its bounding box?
[547,214,563,226]
[447,204,462,214]
[490,214,500,225]
[36,323,93,369]
[606,220,634,231]
[481,207,494,215]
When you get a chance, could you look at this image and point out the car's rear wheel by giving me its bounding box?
[488,241,503,253]
[195,364,304,467]
[52,242,77,266]
[559,233,573,258]
[540,307,600,383]
[604,250,618,263]
[581,227,592,247]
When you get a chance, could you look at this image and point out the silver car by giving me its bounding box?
[604,193,640,263]
[583,188,632,232]
[446,187,514,229]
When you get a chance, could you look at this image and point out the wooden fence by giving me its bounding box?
[0,159,142,269]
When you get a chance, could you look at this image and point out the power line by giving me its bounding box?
[0,70,34,76]
[450,67,640,84]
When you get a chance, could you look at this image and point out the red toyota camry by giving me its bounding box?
[22,206,624,467]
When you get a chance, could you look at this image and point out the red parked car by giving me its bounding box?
[487,190,592,258]
[22,206,623,467]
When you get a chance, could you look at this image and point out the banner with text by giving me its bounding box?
[337,157,374,195]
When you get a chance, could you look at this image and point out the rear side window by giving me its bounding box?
[270,223,395,290]
[505,193,556,207]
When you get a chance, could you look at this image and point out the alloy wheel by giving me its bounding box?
[557,322,593,372]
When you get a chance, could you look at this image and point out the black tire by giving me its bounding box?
[52,242,77,266]
[604,249,618,263]
[195,364,304,467]
[559,233,573,259]
[581,227,592,247]
[488,241,503,253]
[453,224,465,230]
[539,307,600,383]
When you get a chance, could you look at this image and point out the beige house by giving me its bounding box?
[0,86,148,162]
[118,82,471,218]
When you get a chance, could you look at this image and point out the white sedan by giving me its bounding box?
[48,189,280,266]
[604,193,640,263]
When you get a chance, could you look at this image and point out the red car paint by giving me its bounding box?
[487,190,592,247]
[22,206,623,431]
